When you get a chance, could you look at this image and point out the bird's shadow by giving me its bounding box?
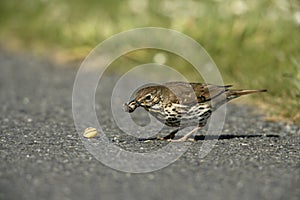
[138,134,279,141]
[194,134,279,141]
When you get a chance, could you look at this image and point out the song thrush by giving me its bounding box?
[124,82,266,142]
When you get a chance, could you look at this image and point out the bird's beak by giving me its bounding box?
[123,100,139,113]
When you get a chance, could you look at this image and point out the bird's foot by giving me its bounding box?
[156,136,165,140]
[156,132,176,140]
[168,137,195,142]
[168,127,201,142]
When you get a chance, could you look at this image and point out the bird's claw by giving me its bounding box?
[167,137,195,142]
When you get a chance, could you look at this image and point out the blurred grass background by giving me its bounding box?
[0,0,299,123]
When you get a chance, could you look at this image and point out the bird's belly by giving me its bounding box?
[149,104,212,127]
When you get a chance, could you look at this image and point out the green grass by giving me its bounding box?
[1,0,300,123]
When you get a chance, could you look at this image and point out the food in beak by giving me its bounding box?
[123,100,138,113]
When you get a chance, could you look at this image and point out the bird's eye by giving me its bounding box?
[145,94,152,100]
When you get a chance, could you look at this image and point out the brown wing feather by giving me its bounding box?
[163,82,230,105]
[190,83,232,103]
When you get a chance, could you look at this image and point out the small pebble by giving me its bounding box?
[147,174,155,180]
[83,127,98,138]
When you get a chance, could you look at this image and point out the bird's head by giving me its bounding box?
[123,85,162,113]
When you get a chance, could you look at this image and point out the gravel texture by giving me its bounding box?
[0,49,299,200]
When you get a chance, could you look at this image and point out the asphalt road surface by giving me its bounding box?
[0,48,299,200]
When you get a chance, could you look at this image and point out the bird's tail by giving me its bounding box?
[210,87,267,111]
[227,89,267,100]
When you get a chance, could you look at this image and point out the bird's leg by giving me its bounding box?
[170,127,201,142]
[156,128,179,140]
[139,129,179,141]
